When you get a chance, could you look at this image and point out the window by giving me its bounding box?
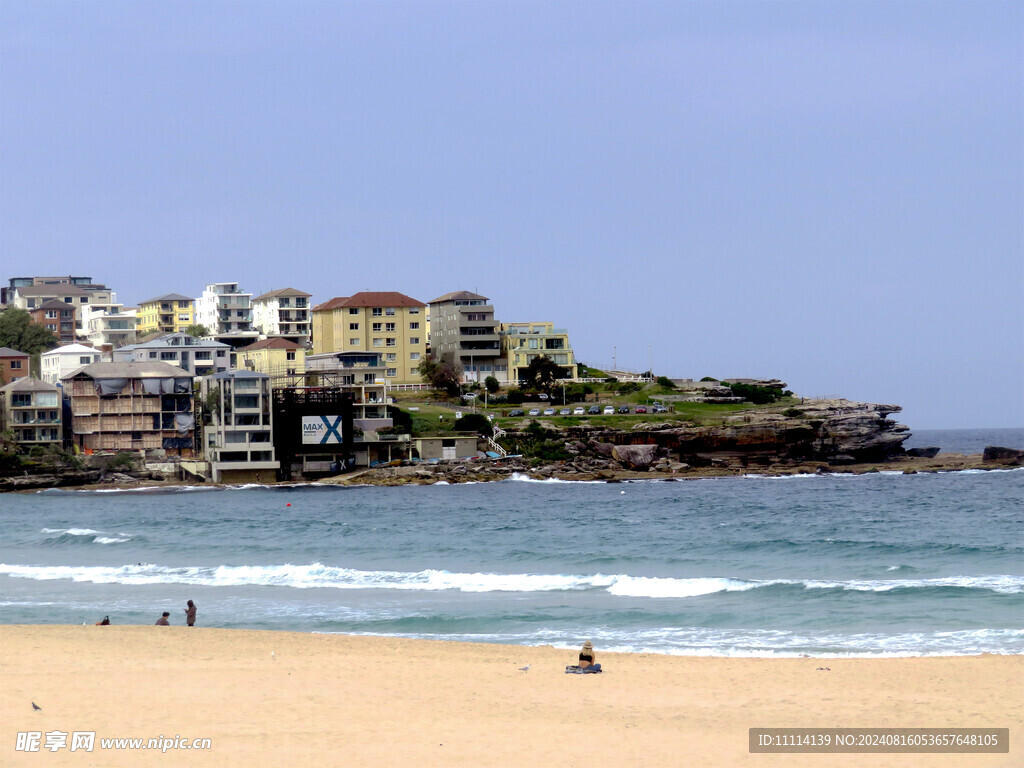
[161,352,177,360]
[178,301,190,309]
[386,353,397,362]
[409,337,420,345]
[386,368,397,377]
[372,308,382,317]
[349,307,359,315]
[385,338,396,347]
[10,360,22,369]
[286,351,296,361]
[178,315,190,322]
[409,308,419,314]
[149,352,158,359]
[385,307,395,316]
[79,356,92,364]
[63,297,72,303]
[45,310,57,319]
[385,323,395,332]
[409,322,419,330]
[411,367,419,376]
[349,338,360,346]
[372,323,383,332]
[410,352,420,361]
[372,338,383,347]
[349,323,359,330]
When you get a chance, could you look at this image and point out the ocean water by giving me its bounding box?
[1,431,1021,658]
[903,427,1023,455]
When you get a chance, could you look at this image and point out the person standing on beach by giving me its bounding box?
[155,612,170,626]
[184,600,197,627]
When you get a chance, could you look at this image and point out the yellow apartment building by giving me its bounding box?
[136,294,195,336]
[236,338,306,376]
[501,322,578,383]
[311,292,427,384]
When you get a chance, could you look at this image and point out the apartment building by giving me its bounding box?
[29,300,78,344]
[114,332,230,378]
[310,292,427,384]
[64,361,195,454]
[428,291,506,383]
[200,370,279,483]
[3,275,113,309]
[136,294,195,336]
[195,282,259,349]
[0,347,30,385]
[237,338,305,376]
[40,344,103,385]
[82,303,137,349]
[501,322,578,383]
[0,377,62,449]
[252,288,311,346]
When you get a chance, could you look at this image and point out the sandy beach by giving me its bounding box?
[1,626,1019,767]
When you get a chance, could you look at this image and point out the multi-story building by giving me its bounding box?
[82,303,137,349]
[0,377,62,449]
[236,338,305,376]
[252,288,311,346]
[40,344,103,385]
[136,294,195,336]
[64,361,195,454]
[501,322,578,383]
[195,282,259,349]
[0,347,30,385]
[200,370,279,483]
[8,280,116,334]
[29,300,78,344]
[2,276,113,309]
[310,292,427,384]
[113,332,231,378]
[305,351,389,422]
[428,291,506,383]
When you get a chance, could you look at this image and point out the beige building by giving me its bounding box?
[136,294,195,336]
[252,288,311,346]
[200,370,279,483]
[311,292,427,384]
[237,338,305,376]
[0,377,62,449]
[428,291,505,383]
[501,322,578,383]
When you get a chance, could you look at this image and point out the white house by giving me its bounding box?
[40,344,104,385]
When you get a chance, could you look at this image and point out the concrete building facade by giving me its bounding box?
[0,377,62,449]
[252,288,311,346]
[195,282,259,349]
[136,294,195,336]
[113,333,231,378]
[200,370,279,483]
[501,322,578,383]
[428,291,506,383]
[40,344,103,385]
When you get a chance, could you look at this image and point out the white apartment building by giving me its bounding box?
[114,332,231,378]
[252,288,312,346]
[195,282,259,349]
[40,344,103,385]
[81,303,137,349]
[200,370,280,483]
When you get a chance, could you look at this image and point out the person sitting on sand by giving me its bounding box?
[155,612,170,626]
[184,600,196,627]
[95,615,110,626]
[578,640,601,672]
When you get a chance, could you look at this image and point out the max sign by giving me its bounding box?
[301,415,344,445]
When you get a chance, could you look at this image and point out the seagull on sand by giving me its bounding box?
[518,664,530,673]
[32,702,42,711]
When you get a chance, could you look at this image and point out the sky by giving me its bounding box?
[1,1,1021,430]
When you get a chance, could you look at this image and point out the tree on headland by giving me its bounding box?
[521,355,570,394]
[418,354,463,397]
[0,308,59,357]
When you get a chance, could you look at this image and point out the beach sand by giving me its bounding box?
[1,626,1019,767]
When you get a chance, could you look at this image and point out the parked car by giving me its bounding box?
[543,408,556,416]
[528,408,541,416]
[572,406,586,415]
[652,405,669,414]
[538,393,549,400]
[508,409,524,417]
[603,406,615,415]
[617,405,631,414]
[588,405,601,415]
[559,408,572,416]
[635,405,648,414]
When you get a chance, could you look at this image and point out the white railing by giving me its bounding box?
[483,434,507,457]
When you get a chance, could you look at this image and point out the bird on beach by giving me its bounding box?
[518,664,530,673]
[32,702,41,711]
[271,651,276,661]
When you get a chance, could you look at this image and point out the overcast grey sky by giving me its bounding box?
[1,1,1021,429]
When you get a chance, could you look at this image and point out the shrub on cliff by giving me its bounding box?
[453,413,494,437]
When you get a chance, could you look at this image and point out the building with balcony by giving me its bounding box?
[501,322,578,383]
[40,344,103,385]
[29,300,78,344]
[0,346,30,385]
[236,337,305,376]
[253,288,311,346]
[0,377,62,449]
[310,291,427,384]
[136,294,195,336]
[64,361,195,454]
[195,282,259,349]
[3,276,113,310]
[113,332,231,378]
[200,370,279,483]
[82,303,137,349]
[428,291,506,383]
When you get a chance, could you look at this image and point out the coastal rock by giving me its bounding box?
[906,447,941,458]
[611,444,659,470]
[982,446,1024,464]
